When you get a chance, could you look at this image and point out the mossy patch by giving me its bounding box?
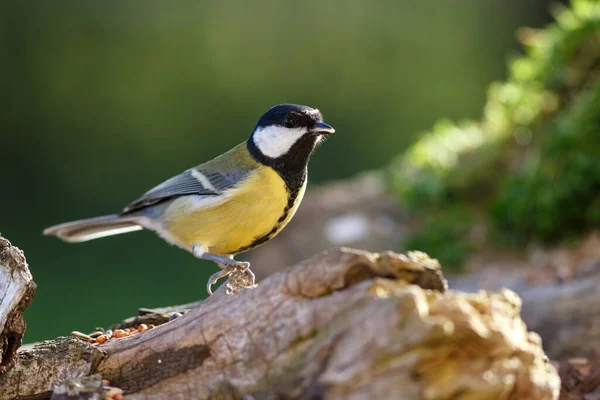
[387,0,600,267]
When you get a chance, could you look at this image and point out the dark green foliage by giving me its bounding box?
[494,87,600,243]
[387,0,600,267]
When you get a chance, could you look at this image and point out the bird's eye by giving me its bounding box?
[284,116,297,128]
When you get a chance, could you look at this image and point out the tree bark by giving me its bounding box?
[0,242,561,400]
[0,237,36,374]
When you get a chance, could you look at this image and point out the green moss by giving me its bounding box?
[493,86,600,243]
[387,0,600,266]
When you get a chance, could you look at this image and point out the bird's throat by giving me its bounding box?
[247,134,317,193]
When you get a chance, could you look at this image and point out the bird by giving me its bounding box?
[44,104,335,294]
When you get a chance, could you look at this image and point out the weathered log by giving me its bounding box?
[0,237,36,374]
[0,338,105,399]
[449,233,600,359]
[0,247,560,400]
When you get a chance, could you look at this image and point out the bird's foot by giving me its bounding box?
[225,264,256,295]
[206,267,234,295]
[205,260,256,295]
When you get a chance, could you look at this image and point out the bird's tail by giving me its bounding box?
[43,214,143,243]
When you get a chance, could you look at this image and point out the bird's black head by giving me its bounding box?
[255,104,328,132]
[247,104,334,179]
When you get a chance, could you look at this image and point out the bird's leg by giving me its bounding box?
[192,246,255,294]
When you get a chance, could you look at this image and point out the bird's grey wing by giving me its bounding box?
[121,167,248,214]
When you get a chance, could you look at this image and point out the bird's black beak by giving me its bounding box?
[310,121,335,135]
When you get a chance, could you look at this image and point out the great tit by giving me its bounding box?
[44,104,335,294]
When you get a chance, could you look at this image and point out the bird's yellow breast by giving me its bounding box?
[161,165,306,255]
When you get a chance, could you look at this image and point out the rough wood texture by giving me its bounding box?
[0,337,105,399]
[452,270,600,359]
[0,237,36,374]
[450,233,600,360]
[0,247,561,399]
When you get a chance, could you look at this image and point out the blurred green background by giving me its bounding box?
[1,1,562,342]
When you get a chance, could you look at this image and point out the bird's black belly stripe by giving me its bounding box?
[231,172,305,254]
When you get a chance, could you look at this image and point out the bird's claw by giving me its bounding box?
[226,265,256,295]
[206,267,234,295]
[206,261,256,295]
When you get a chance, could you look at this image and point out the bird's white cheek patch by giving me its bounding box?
[253,126,306,158]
